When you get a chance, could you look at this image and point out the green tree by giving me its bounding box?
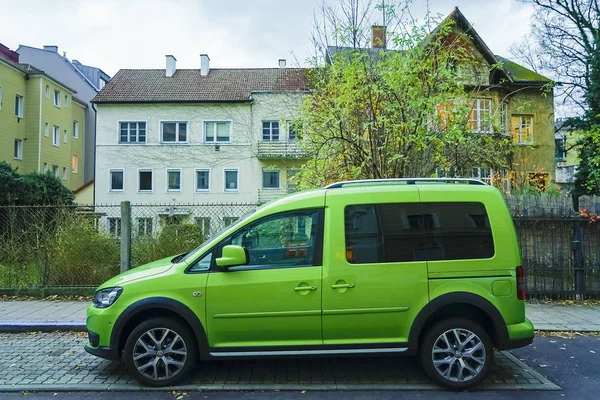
[515,0,600,195]
[297,1,513,187]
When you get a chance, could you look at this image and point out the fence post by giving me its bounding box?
[120,201,132,273]
[572,220,585,299]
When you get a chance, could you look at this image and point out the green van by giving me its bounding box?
[85,178,534,390]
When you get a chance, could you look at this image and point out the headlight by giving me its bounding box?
[93,287,123,308]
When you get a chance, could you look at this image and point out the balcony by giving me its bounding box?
[257,140,308,159]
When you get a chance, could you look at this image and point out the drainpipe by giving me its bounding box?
[37,78,43,172]
[92,102,98,205]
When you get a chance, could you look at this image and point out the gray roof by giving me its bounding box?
[0,56,79,94]
[93,68,308,103]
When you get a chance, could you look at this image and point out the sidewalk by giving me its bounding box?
[0,300,599,332]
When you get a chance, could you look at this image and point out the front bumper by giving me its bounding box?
[497,317,535,350]
[84,343,120,361]
[84,303,122,361]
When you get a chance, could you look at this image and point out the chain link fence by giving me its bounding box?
[0,195,599,298]
[0,203,257,291]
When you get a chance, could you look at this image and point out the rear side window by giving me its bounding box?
[344,203,425,263]
[421,202,494,260]
[344,202,494,264]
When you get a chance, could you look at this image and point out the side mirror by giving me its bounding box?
[216,245,247,269]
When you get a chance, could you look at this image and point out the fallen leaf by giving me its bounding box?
[591,350,596,354]
[301,390,307,394]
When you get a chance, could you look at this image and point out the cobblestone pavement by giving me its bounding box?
[0,332,559,392]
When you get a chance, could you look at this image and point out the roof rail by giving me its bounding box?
[324,178,487,189]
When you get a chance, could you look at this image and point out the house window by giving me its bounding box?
[436,101,455,131]
[43,163,48,173]
[13,139,23,160]
[161,122,187,142]
[512,115,534,144]
[15,95,23,117]
[195,217,211,237]
[53,90,60,107]
[99,78,106,90]
[286,169,300,193]
[119,122,146,143]
[223,216,239,227]
[196,169,210,191]
[204,121,230,143]
[44,123,49,137]
[52,126,60,146]
[72,155,78,173]
[262,170,280,189]
[468,99,492,133]
[64,95,68,108]
[555,137,567,161]
[224,169,238,192]
[109,169,124,192]
[52,165,59,178]
[45,85,50,99]
[138,169,153,192]
[138,218,153,235]
[500,102,508,133]
[262,121,280,141]
[63,129,68,143]
[62,167,67,180]
[287,121,300,140]
[470,167,493,184]
[108,217,121,237]
[73,121,79,138]
[166,169,181,192]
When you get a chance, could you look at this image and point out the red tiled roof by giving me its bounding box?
[93,68,309,103]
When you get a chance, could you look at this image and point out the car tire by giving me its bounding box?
[420,317,493,391]
[123,318,197,387]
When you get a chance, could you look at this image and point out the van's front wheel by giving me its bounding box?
[123,318,197,387]
[420,318,493,390]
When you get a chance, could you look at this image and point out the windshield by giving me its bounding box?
[179,208,256,264]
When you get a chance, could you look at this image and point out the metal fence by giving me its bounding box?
[0,203,257,291]
[0,195,599,298]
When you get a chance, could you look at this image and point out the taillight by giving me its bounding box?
[516,266,526,300]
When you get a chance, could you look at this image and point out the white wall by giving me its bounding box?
[94,93,305,206]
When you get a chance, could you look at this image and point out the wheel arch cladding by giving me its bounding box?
[111,297,210,359]
[408,292,507,351]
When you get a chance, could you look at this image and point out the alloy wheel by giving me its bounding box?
[132,328,188,381]
[431,328,486,383]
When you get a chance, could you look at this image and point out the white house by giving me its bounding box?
[93,55,308,235]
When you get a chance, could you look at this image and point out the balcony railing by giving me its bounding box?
[257,140,308,158]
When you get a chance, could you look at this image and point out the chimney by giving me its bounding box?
[200,54,210,76]
[165,55,177,77]
[278,59,286,68]
[43,45,58,53]
[371,26,386,49]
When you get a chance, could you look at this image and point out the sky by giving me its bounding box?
[0,0,534,77]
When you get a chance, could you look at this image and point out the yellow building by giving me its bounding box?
[0,46,85,190]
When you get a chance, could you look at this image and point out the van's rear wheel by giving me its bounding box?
[123,318,197,387]
[420,318,493,390]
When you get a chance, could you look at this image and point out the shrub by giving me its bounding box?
[46,212,120,286]
[132,223,203,267]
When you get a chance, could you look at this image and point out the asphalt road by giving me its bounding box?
[2,335,599,400]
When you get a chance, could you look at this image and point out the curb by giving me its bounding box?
[0,322,86,333]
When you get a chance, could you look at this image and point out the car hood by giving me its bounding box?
[98,256,176,289]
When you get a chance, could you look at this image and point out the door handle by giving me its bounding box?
[331,283,355,289]
[294,285,317,291]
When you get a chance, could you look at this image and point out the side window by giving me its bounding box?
[227,209,322,271]
[421,202,494,260]
[344,203,425,264]
[189,251,213,272]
